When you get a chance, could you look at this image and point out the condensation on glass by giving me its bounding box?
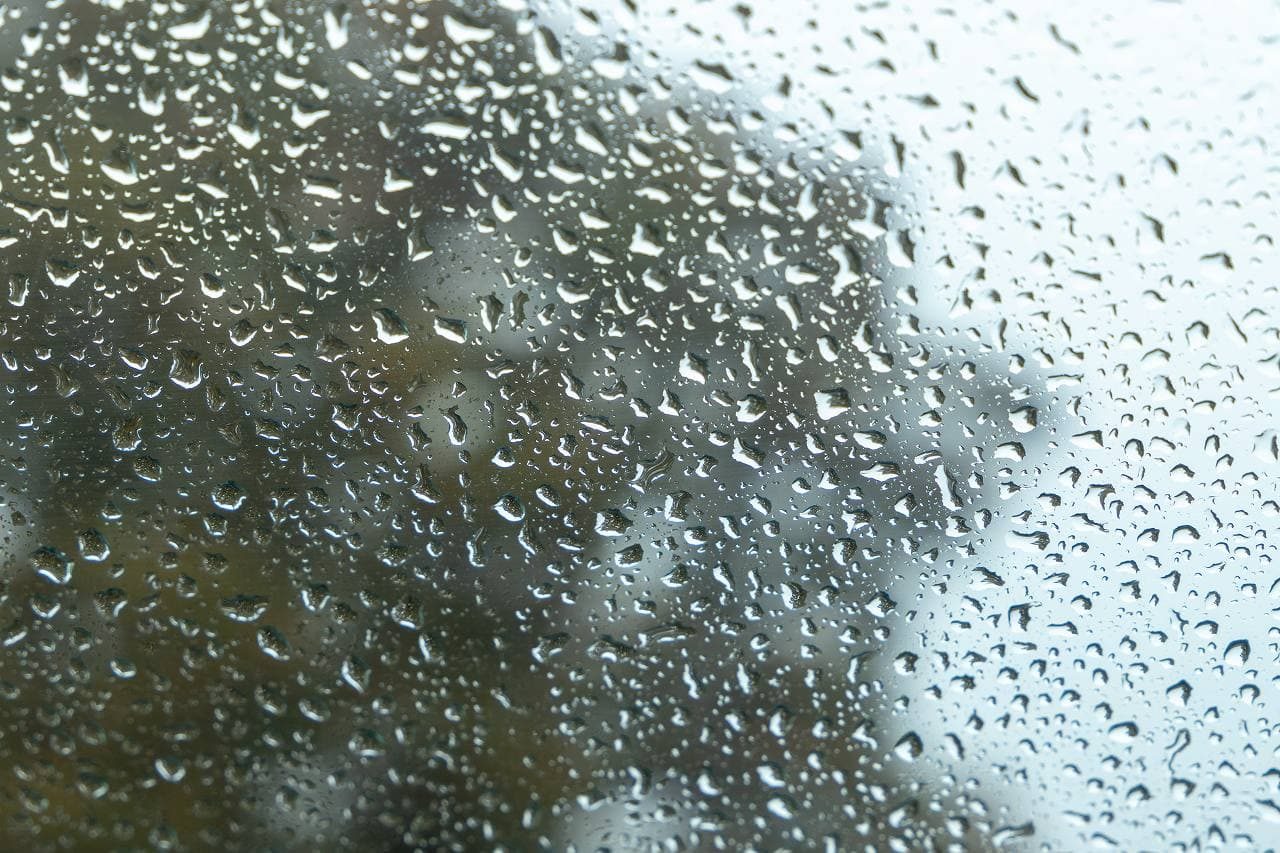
[0,0,1276,850]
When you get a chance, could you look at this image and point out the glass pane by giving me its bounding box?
[0,1,1274,849]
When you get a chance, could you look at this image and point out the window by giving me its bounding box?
[0,1,1273,849]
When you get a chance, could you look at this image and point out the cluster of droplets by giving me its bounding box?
[1,0,1279,851]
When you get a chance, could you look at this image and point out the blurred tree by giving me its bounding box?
[0,0,1041,849]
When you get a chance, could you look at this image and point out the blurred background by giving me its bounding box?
[1,0,1278,850]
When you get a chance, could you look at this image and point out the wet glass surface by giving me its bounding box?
[1,1,1279,850]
